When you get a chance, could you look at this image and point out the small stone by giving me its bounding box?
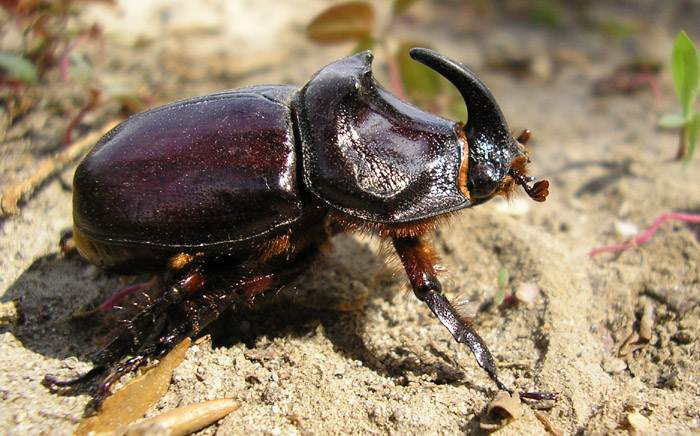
[672,330,694,344]
[614,220,638,239]
[639,302,654,341]
[627,412,650,433]
[515,283,540,304]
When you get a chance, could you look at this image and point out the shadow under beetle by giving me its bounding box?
[47,48,552,402]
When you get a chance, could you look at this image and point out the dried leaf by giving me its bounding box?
[95,399,240,436]
[534,410,564,436]
[617,330,643,358]
[1,119,119,217]
[75,338,191,436]
[480,391,522,430]
[638,301,654,341]
[306,2,374,44]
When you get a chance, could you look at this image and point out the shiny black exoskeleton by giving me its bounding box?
[48,48,551,403]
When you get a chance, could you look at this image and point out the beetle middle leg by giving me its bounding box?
[392,235,556,400]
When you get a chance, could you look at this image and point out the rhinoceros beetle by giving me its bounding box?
[47,48,552,402]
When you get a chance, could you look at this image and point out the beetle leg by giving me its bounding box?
[44,269,207,391]
[392,235,557,400]
[90,270,206,366]
[46,238,328,405]
[392,235,510,392]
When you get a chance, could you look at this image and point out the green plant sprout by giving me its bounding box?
[0,51,38,83]
[659,31,700,168]
[591,32,700,257]
[493,267,509,306]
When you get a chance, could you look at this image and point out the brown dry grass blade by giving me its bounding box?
[91,399,240,436]
[1,119,119,217]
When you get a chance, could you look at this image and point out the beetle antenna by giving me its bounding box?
[516,129,531,144]
[510,167,549,202]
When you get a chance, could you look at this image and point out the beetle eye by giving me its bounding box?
[468,163,499,198]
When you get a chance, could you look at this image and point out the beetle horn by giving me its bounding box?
[408,47,512,151]
[409,48,549,203]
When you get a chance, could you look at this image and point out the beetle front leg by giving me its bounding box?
[392,235,557,400]
[392,235,508,391]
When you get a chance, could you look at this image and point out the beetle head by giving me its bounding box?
[409,48,548,204]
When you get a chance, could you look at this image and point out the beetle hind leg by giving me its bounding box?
[45,236,328,406]
[44,267,212,397]
[45,267,265,403]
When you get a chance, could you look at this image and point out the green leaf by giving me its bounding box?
[351,36,375,53]
[530,1,561,27]
[67,52,93,83]
[671,31,700,116]
[397,43,465,119]
[597,19,638,39]
[659,112,688,129]
[497,268,509,288]
[104,80,147,114]
[306,2,374,44]
[0,51,38,83]
[682,113,699,169]
[397,42,442,100]
[392,0,421,17]
[493,289,506,307]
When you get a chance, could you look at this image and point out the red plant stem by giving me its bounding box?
[60,32,89,83]
[589,212,700,257]
[64,88,100,145]
[98,276,162,312]
[385,51,406,101]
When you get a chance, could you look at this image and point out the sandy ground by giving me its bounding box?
[1,1,700,435]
